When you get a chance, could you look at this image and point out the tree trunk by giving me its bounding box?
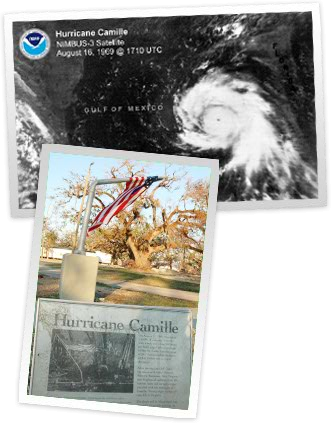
[126,236,150,269]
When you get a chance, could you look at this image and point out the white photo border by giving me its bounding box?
[18,144,219,418]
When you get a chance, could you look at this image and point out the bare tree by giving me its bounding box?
[55,162,209,271]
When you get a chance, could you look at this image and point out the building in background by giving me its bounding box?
[41,247,112,264]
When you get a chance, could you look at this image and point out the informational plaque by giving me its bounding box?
[30,299,192,410]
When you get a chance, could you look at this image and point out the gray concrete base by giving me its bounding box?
[59,253,99,302]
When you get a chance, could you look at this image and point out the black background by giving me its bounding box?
[1,2,329,421]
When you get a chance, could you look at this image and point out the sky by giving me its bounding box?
[44,152,211,234]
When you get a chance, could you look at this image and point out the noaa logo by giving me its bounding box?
[20,29,50,60]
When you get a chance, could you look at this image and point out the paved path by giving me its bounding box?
[39,266,199,302]
[109,281,199,302]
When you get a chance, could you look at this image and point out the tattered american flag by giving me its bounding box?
[87,176,159,235]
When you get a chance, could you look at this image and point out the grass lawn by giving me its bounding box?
[40,260,62,268]
[37,275,198,309]
[102,289,198,309]
[37,277,59,299]
[40,259,200,293]
[98,267,200,293]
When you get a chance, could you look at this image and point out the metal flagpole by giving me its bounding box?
[75,176,164,255]
[60,175,164,302]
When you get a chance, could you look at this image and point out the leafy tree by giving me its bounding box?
[41,221,58,259]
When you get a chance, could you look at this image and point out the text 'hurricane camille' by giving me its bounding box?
[54,313,180,334]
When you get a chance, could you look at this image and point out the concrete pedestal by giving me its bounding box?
[59,253,99,302]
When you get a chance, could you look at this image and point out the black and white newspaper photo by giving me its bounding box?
[4,4,325,216]
[19,145,219,417]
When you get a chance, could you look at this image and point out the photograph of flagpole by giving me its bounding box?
[22,145,219,413]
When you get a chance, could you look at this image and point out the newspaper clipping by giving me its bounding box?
[31,299,192,410]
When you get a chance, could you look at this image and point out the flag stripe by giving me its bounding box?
[101,183,144,224]
[87,176,151,236]
[108,186,146,221]
[93,177,142,224]
[105,185,147,222]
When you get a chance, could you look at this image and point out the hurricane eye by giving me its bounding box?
[202,106,238,140]
[235,88,248,94]
[174,71,266,152]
